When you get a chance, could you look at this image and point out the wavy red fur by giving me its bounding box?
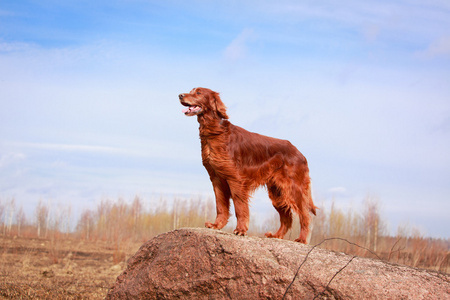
[179,87,317,243]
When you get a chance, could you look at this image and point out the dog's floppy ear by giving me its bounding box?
[212,92,229,119]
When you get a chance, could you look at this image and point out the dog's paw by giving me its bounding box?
[233,229,247,236]
[294,237,307,244]
[205,222,219,229]
[264,232,275,238]
[265,232,284,239]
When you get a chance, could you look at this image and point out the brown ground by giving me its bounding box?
[0,235,141,299]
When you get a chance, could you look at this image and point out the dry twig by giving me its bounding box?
[282,237,381,299]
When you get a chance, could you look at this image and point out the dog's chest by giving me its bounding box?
[201,139,230,169]
[202,142,211,162]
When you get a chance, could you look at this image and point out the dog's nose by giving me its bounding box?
[178,94,184,100]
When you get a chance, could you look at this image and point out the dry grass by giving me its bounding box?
[0,235,141,299]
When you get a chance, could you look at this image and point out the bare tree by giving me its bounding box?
[0,199,4,235]
[65,205,72,237]
[76,209,94,240]
[16,206,27,237]
[4,198,16,236]
[131,196,143,241]
[95,199,112,240]
[362,197,384,252]
[35,200,49,238]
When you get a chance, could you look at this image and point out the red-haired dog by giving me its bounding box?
[179,87,316,243]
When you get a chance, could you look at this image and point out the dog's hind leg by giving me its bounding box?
[264,183,293,240]
[293,179,313,244]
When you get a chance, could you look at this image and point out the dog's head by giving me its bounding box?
[179,87,229,119]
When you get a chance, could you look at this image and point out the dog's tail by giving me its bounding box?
[306,178,318,216]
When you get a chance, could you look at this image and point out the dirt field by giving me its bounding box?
[0,235,141,299]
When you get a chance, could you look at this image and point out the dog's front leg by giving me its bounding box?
[205,177,231,230]
[232,198,250,236]
[229,182,250,236]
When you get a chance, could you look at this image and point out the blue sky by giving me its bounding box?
[1,1,449,238]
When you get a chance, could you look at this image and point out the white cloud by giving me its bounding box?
[420,36,450,58]
[0,40,34,52]
[223,28,255,62]
[329,187,347,194]
[362,23,381,42]
[15,142,131,155]
[5,139,196,162]
[0,152,26,168]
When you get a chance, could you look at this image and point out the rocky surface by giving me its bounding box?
[106,228,449,299]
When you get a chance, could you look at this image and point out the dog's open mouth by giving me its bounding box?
[182,104,202,116]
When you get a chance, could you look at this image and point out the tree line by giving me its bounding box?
[0,195,448,273]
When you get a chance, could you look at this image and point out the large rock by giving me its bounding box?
[106,228,449,299]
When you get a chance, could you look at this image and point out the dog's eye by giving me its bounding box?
[196,91,201,95]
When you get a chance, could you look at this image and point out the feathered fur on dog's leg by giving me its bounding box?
[205,177,231,230]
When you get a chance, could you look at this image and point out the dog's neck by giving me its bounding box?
[197,114,229,138]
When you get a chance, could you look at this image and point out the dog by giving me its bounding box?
[179,87,316,243]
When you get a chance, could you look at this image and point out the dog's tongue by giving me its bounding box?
[183,106,201,114]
